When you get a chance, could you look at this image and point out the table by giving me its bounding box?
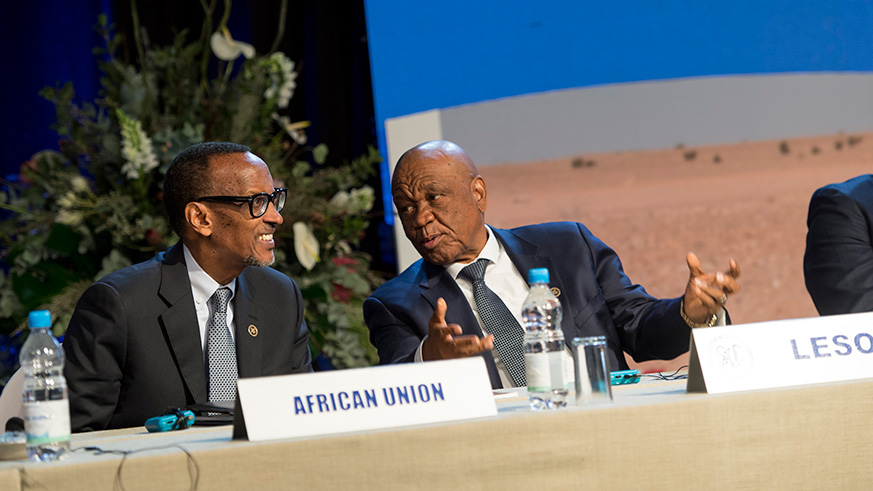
[1,377,871,490]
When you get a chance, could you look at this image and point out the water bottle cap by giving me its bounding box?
[28,310,52,329]
[528,268,549,284]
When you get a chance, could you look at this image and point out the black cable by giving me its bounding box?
[74,444,200,491]
[165,408,189,431]
[642,365,689,381]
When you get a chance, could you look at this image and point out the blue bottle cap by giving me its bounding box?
[528,268,549,284]
[28,310,52,329]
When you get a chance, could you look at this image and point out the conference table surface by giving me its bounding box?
[0,375,870,490]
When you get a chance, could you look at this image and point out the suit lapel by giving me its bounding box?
[418,262,483,337]
[233,271,262,378]
[158,243,208,402]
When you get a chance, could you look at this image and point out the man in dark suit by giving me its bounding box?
[63,142,312,432]
[804,174,873,315]
[365,140,741,388]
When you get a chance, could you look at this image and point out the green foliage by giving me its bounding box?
[0,2,381,369]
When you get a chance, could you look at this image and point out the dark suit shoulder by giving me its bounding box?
[814,174,873,200]
[93,254,164,292]
[808,175,873,226]
[507,221,593,239]
[369,260,428,302]
[500,221,602,255]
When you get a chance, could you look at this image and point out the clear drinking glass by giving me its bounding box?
[571,336,613,406]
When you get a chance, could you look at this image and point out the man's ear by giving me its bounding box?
[185,202,213,237]
[472,176,487,212]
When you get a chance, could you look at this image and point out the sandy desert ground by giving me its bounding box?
[480,131,873,371]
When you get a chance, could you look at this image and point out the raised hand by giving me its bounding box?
[421,298,495,360]
[683,252,742,325]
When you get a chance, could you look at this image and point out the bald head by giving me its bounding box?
[394,140,479,183]
[391,140,489,265]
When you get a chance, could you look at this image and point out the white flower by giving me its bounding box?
[271,113,309,145]
[210,30,255,61]
[292,222,320,271]
[328,191,351,211]
[288,127,307,145]
[117,109,159,180]
[349,186,375,213]
[57,192,76,209]
[70,176,90,193]
[264,52,296,108]
[336,240,352,255]
[56,209,83,227]
[328,186,374,214]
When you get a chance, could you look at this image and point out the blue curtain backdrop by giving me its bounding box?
[2,0,112,179]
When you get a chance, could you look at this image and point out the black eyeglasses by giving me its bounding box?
[195,188,287,218]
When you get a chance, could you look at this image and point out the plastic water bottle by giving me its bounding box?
[523,268,569,410]
[20,310,70,462]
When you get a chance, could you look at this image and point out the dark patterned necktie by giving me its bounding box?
[458,259,526,387]
[206,287,238,401]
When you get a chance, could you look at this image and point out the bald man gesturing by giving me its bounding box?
[364,141,740,388]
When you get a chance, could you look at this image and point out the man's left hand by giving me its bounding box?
[683,252,742,324]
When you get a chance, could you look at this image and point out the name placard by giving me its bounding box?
[233,357,497,441]
[687,311,873,394]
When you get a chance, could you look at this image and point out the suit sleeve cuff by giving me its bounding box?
[715,308,727,326]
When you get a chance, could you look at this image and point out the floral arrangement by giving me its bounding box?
[0,0,381,377]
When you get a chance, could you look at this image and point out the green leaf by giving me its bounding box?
[337,274,371,295]
[291,161,309,179]
[300,284,328,303]
[11,262,78,313]
[44,223,79,255]
[312,144,329,165]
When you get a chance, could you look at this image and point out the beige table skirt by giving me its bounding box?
[2,377,871,490]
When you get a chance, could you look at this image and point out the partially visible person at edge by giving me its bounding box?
[804,174,873,315]
[63,141,312,432]
[364,140,741,389]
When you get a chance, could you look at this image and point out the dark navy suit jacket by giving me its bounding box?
[63,243,312,431]
[804,174,873,315]
[364,222,691,388]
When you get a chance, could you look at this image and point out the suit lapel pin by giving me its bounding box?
[550,287,561,298]
[248,324,259,337]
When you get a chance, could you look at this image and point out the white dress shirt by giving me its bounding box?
[183,245,237,362]
[416,226,538,387]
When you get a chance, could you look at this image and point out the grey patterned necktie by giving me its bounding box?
[206,287,238,402]
[458,259,526,387]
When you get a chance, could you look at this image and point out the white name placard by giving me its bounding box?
[687,311,873,394]
[233,357,496,441]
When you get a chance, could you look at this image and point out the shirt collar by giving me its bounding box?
[183,244,237,305]
[445,225,501,280]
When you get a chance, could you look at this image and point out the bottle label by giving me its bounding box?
[24,400,71,445]
[549,351,569,390]
[564,350,575,385]
[525,353,551,391]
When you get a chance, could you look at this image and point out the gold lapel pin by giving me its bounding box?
[248,324,259,337]
[550,287,561,298]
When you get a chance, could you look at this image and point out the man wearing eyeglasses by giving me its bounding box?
[63,141,312,432]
